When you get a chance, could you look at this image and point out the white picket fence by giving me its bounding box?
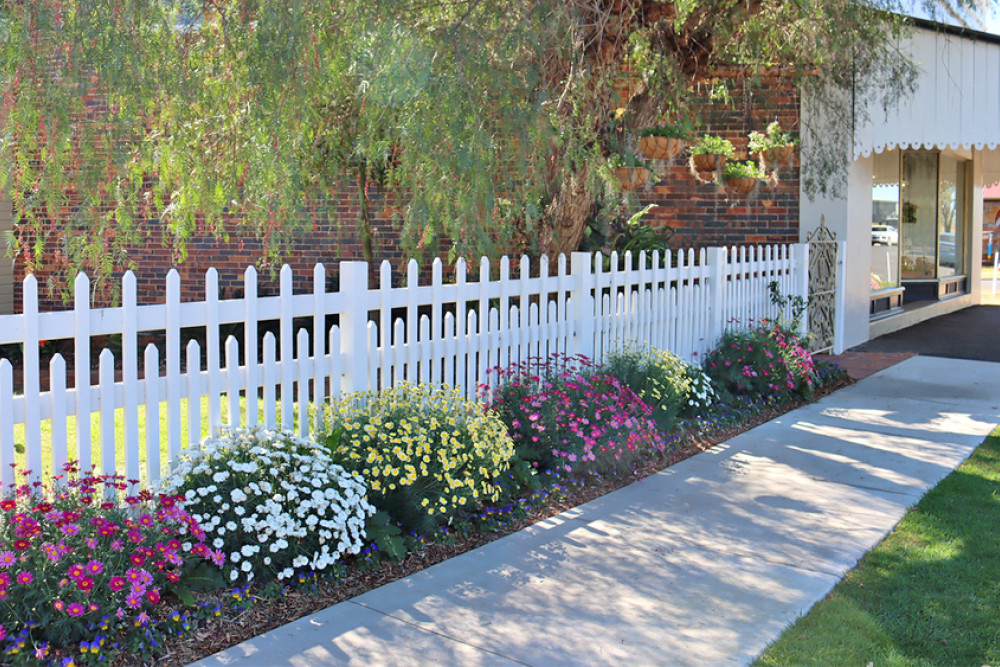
[0,244,807,487]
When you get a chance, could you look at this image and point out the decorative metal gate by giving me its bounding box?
[806,216,840,353]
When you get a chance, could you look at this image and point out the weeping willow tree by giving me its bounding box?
[0,0,989,293]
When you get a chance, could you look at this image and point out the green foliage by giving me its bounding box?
[0,0,966,292]
[703,322,818,402]
[320,382,516,536]
[767,280,809,334]
[723,160,767,180]
[639,108,695,139]
[747,120,798,154]
[689,134,735,157]
[604,342,709,431]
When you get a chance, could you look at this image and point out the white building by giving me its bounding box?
[801,17,1000,350]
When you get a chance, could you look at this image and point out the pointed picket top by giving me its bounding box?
[432,257,443,283]
[558,253,567,274]
[23,271,37,296]
[539,254,549,277]
[166,268,180,291]
[379,260,392,288]
[456,256,467,281]
[122,270,136,291]
[593,251,603,272]
[520,254,530,279]
[407,258,419,286]
[479,256,490,282]
[280,264,292,288]
[499,255,510,278]
[313,263,325,288]
[206,266,219,289]
[244,264,257,285]
[74,272,90,304]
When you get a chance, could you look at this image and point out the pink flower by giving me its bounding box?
[86,560,104,575]
[66,602,86,617]
[109,576,126,591]
[0,551,16,567]
[15,571,33,585]
[76,577,94,593]
[67,564,85,580]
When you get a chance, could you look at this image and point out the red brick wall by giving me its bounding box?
[636,71,800,248]
[13,73,800,311]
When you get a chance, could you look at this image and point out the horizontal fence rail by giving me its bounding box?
[0,244,807,487]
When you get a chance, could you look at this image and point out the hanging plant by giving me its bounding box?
[610,153,653,191]
[688,134,735,181]
[637,113,694,161]
[748,121,798,170]
[722,160,767,195]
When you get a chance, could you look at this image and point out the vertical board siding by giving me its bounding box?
[0,244,806,483]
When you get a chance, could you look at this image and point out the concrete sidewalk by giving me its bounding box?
[191,356,1000,667]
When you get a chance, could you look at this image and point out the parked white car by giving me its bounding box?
[872,224,899,245]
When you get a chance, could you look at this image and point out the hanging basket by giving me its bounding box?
[725,177,758,196]
[614,166,650,191]
[638,136,685,161]
[690,153,725,180]
[760,145,795,170]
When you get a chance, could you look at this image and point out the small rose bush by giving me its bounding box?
[488,353,668,477]
[605,342,718,429]
[160,427,372,586]
[321,382,515,536]
[702,321,817,401]
[0,464,215,658]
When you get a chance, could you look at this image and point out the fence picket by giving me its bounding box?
[280,266,294,429]
[328,325,342,400]
[50,355,68,478]
[206,268,222,437]
[297,328,311,438]
[313,264,326,432]
[262,333,277,428]
[226,336,240,429]
[166,271,182,466]
[123,273,140,479]
[0,360,14,486]
[143,345,161,486]
[74,273,92,473]
[22,275,41,482]
[186,340,202,450]
[245,267,260,429]
[99,349,116,477]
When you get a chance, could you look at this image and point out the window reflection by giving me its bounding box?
[871,151,900,289]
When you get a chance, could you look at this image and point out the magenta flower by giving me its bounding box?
[86,559,104,575]
[15,571,33,585]
[109,576,127,591]
[0,551,16,568]
[66,602,86,617]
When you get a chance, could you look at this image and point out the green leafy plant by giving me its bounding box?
[609,152,650,169]
[767,281,809,335]
[321,382,515,536]
[723,160,767,180]
[160,427,373,586]
[639,111,695,139]
[748,121,798,154]
[688,134,735,157]
[605,342,716,431]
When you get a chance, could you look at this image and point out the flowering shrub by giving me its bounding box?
[702,321,817,401]
[0,464,215,657]
[489,354,668,477]
[604,343,717,429]
[321,382,515,536]
[160,427,372,585]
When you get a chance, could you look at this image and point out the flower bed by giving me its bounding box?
[0,326,848,665]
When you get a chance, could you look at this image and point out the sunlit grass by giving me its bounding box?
[754,426,1000,666]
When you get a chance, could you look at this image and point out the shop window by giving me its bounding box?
[871,149,969,303]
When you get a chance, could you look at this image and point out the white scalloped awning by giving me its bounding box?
[853,26,1000,163]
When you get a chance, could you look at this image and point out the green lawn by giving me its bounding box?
[12,395,299,485]
[754,426,1000,666]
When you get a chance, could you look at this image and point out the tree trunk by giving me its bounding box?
[544,168,597,258]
